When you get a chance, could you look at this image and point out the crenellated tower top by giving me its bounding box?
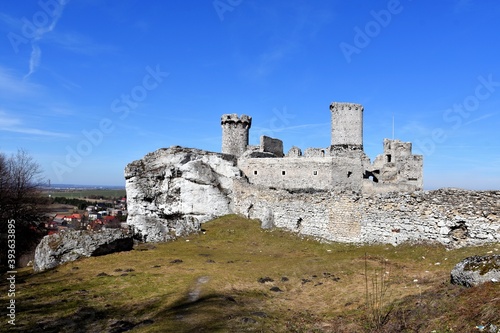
[221,114,252,157]
[329,102,364,112]
[221,114,252,127]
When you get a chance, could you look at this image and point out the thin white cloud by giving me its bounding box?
[24,0,69,79]
[46,31,118,56]
[463,112,497,126]
[0,127,70,138]
[0,13,21,31]
[25,44,41,79]
[0,66,42,97]
[0,110,70,138]
[45,105,76,116]
[0,111,22,127]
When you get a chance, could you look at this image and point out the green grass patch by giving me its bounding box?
[44,189,126,200]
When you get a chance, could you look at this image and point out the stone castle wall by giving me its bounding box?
[233,181,500,247]
[125,148,499,248]
[238,150,368,192]
[238,157,337,190]
[359,190,498,246]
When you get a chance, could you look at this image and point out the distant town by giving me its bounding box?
[42,185,127,234]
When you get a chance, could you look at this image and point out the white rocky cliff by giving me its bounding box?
[125,147,241,242]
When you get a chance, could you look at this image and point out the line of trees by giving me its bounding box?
[51,197,90,210]
[1,150,49,271]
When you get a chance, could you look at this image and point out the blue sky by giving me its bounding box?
[0,1,499,189]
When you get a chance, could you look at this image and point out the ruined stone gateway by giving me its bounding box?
[125,102,499,246]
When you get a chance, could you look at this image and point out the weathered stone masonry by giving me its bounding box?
[221,114,252,157]
[125,102,499,247]
[225,102,423,195]
[234,182,499,247]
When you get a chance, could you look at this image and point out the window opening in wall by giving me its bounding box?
[386,154,392,163]
[254,170,258,175]
[363,170,379,183]
[313,171,318,176]
[282,171,286,176]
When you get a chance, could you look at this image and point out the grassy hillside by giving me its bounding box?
[3,215,499,332]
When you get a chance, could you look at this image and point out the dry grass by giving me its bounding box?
[2,215,499,332]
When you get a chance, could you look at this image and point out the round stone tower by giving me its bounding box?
[329,102,363,149]
[221,114,252,157]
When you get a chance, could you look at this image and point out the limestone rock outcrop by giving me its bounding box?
[33,229,133,272]
[125,147,241,242]
[450,255,500,287]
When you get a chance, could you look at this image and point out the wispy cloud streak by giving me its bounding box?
[27,44,41,78]
[0,110,70,138]
[0,127,70,138]
[0,66,42,97]
[24,0,69,79]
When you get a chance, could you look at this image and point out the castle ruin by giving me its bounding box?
[221,102,423,194]
[124,102,498,247]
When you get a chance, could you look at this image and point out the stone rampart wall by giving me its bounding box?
[359,190,499,246]
[234,183,499,247]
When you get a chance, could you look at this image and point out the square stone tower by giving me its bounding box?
[329,102,364,150]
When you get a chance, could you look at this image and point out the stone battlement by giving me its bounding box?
[329,102,364,112]
[221,114,252,127]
